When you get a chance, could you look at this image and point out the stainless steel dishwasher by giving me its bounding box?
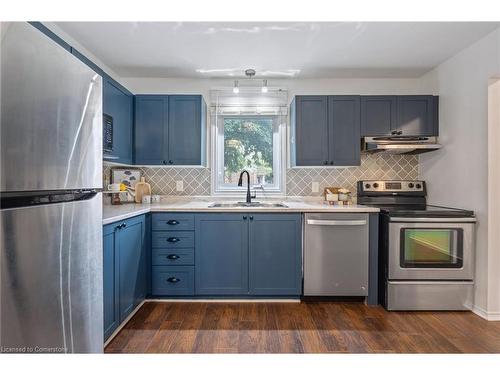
[304,213,369,296]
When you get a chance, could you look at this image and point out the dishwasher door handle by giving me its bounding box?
[306,219,367,226]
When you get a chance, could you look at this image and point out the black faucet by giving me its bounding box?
[238,170,256,204]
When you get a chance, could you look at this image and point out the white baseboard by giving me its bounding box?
[472,305,500,321]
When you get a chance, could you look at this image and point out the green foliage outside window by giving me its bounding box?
[223,118,274,184]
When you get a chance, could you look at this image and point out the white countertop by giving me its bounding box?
[103,197,379,225]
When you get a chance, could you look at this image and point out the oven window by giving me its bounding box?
[400,229,463,268]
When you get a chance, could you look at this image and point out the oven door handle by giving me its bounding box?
[306,219,367,226]
[389,217,476,223]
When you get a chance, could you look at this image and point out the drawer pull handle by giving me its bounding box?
[166,254,180,260]
[166,237,180,243]
[167,220,179,225]
[167,277,180,283]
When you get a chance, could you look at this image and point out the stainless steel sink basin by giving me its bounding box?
[208,202,288,208]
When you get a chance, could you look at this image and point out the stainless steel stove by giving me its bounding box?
[357,180,476,311]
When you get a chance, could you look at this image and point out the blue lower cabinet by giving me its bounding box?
[118,215,146,322]
[152,231,194,248]
[249,214,302,296]
[195,214,249,295]
[152,248,195,266]
[152,266,194,295]
[103,224,119,341]
[102,214,146,342]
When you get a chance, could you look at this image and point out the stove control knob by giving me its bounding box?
[373,183,379,188]
[416,183,422,189]
[408,183,414,188]
[365,183,371,189]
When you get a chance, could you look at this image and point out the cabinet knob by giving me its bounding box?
[249,216,254,221]
[323,161,328,165]
[167,220,179,225]
[166,254,180,260]
[243,216,247,220]
[166,237,180,243]
[168,160,173,164]
[162,160,167,165]
[330,161,334,165]
[167,277,180,283]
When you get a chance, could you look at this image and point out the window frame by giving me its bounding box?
[211,114,286,196]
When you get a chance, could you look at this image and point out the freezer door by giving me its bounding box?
[1,22,102,192]
[0,194,103,353]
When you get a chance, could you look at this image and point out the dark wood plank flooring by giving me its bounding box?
[105,301,500,353]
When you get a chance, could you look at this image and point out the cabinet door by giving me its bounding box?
[293,96,329,166]
[117,215,145,322]
[397,95,437,136]
[134,95,168,165]
[195,214,248,295]
[168,95,204,165]
[103,224,119,341]
[103,79,133,164]
[328,96,361,166]
[249,214,302,295]
[360,96,397,136]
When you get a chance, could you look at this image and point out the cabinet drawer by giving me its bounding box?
[152,231,194,248]
[152,266,194,295]
[152,213,194,231]
[152,248,194,266]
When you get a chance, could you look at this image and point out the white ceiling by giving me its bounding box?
[54,22,500,79]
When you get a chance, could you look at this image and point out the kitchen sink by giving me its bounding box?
[208,202,288,208]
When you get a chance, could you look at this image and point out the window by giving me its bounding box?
[214,115,285,194]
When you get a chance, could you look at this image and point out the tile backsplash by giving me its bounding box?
[104,154,418,197]
[286,154,419,196]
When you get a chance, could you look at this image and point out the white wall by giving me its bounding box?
[122,77,428,101]
[419,28,500,319]
[42,22,127,87]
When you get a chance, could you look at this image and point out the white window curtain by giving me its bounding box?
[210,87,288,196]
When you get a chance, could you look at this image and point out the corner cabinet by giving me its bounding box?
[103,214,146,342]
[291,95,361,167]
[194,213,302,296]
[71,48,134,164]
[361,95,438,136]
[134,95,206,166]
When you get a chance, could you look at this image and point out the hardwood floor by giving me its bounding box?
[105,301,500,353]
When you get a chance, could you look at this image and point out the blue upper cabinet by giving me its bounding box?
[291,95,360,166]
[134,95,206,166]
[249,214,302,296]
[168,95,206,165]
[361,96,397,136]
[103,79,134,164]
[328,96,361,166]
[134,95,168,165]
[361,95,438,136]
[195,214,249,295]
[397,95,438,136]
[291,96,329,166]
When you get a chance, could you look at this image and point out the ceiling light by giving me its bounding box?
[233,80,239,94]
[261,80,268,93]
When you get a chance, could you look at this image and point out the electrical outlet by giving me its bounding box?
[176,180,184,192]
[311,181,319,193]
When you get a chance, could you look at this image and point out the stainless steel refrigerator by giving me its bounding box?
[1,22,103,353]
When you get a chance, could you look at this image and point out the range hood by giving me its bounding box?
[362,136,442,155]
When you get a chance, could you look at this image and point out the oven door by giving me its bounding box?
[388,218,475,280]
